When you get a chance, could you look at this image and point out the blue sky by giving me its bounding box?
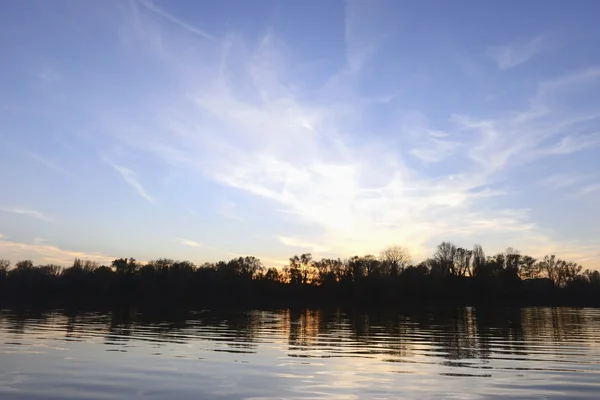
[1,0,599,268]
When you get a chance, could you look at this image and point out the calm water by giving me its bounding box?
[1,307,600,399]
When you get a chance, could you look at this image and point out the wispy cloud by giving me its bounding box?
[0,237,114,266]
[26,150,73,176]
[453,68,600,174]
[410,138,460,163]
[104,97,515,257]
[177,238,202,247]
[0,206,53,222]
[538,133,600,156]
[486,35,546,70]
[538,68,600,96]
[343,0,382,75]
[578,184,600,197]
[540,173,592,190]
[135,0,217,42]
[108,163,156,204]
[94,3,600,264]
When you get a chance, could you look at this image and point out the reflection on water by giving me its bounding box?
[1,307,600,399]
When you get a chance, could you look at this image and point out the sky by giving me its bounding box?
[1,0,600,268]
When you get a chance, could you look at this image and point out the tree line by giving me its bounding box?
[1,242,599,307]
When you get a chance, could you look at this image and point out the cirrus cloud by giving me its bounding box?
[47,1,600,268]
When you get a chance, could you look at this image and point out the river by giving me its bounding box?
[1,307,600,399]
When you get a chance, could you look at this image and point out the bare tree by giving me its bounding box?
[299,253,313,284]
[434,241,457,275]
[505,247,521,273]
[240,256,264,279]
[380,245,411,276]
[347,256,364,281]
[0,259,10,277]
[362,255,381,277]
[454,248,473,277]
[539,255,560,286]
[417,258,437,273]
[537,255,581,287]
[83,260,99,273]
[112,258,139,275]
[150,258,175,272]
[585,269,600,285]
[518,255,539,279]
[288,253,313,284]
[15,260,34,271]
[558,260,582,286]
[264,267,283,282]
[39,264,62,276]
[472,244,486,277]
[72,258,83,270]
[313,258,343,284]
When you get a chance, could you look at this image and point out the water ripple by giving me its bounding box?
[1,307,600,398]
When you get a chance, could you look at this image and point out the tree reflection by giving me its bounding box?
[1,307,598,364]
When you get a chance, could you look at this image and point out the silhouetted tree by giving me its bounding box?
[434,242,457,276]
[585,269,600,286]
[362,255,382,277]
[263,267,283,282]
[0,259,9,278]
[286,253,313,284]
[112,258,139,275]
[559,260,582,287]
[539,255,560,287]
[15,260,34,271]
[505,247,521,274]
[313,258,343,285]
[453,248,472,277]
[519,255,539,279]
[483,253,506,278]
[348,256,370,282]
[472,244,486,277]
[0,244,595,307]
[380,245,411,276]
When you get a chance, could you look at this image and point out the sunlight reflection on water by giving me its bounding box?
[1,307,600,399]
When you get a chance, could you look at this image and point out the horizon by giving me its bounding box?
[1,0,599,269]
